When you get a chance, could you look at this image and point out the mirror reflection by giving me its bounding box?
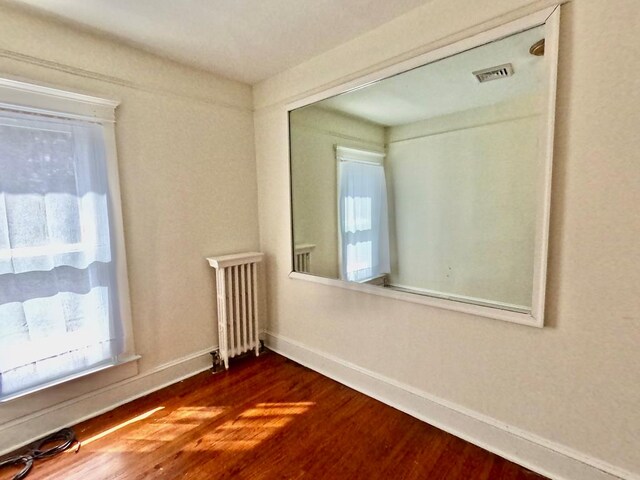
[290,26,549,313]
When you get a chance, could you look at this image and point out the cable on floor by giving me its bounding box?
[0,428,77,480]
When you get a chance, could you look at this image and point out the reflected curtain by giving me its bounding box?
[338,160,390,282]
[0,110,123,399]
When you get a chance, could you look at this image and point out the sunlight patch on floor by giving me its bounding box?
[77,401,315,454]
[85,405,229,452]
[80,406,166,448]
[239,405,312,417]
[122,423,198,444]
[174,406,228,420]
[188,401,315,452]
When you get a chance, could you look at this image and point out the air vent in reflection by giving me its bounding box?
[473,63,514,83]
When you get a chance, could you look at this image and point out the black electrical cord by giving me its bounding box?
[0,428,76,480]
[0,456,32,480]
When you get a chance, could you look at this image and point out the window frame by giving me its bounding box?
[0,76,138,403]
[335,146,388,283]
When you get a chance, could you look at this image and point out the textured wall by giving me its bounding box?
[386,100,539,307]
[253,0,640,475]
[0,3,259,450]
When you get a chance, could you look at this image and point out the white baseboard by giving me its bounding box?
[265,332,637,480]
[0,346,217,457]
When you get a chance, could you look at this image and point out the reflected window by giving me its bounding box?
[337,147,390,282]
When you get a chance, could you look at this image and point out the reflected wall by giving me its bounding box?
[290,25,550,314]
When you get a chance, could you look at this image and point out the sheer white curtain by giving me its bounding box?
[0,110,124,399]
[338,155,390,282]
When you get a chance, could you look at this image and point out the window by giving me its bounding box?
[0,78,136,401]
[337,147,390,282]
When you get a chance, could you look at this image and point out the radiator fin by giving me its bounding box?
[294,244,316,273]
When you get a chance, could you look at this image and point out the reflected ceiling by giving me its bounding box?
[320,26,545,126]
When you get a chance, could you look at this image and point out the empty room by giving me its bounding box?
[0,0,638,479]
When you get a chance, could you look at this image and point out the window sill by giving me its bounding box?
[0,355,141,403]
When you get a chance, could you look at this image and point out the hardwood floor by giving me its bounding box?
[3,352,547,479]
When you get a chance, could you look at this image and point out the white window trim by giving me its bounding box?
[336,145,385,165]
[0,77,138,402]
[0,77,118,123]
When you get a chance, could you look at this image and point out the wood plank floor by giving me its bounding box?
[3,352,547,479]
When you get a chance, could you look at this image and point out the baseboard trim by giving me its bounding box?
[0,345,217,457]
[265,332,636,480]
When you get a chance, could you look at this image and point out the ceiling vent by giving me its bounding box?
[472,63,514,83]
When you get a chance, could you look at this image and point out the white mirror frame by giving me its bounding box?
[287,5,560,328]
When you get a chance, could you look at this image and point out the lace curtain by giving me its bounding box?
[0,110,123,399]
[338,159,390,282]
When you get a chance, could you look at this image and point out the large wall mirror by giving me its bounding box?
[288,7,560,327]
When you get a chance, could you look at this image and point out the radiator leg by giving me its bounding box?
[210,351,224,373]
[223,351,229,370]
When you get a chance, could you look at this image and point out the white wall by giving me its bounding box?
[386,97,539,308]
[290,106,385,278]
[0,3,259,453]
[254,0,640,478]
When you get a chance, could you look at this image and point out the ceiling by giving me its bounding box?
[317,25,546,126]
[7,0,430,84]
